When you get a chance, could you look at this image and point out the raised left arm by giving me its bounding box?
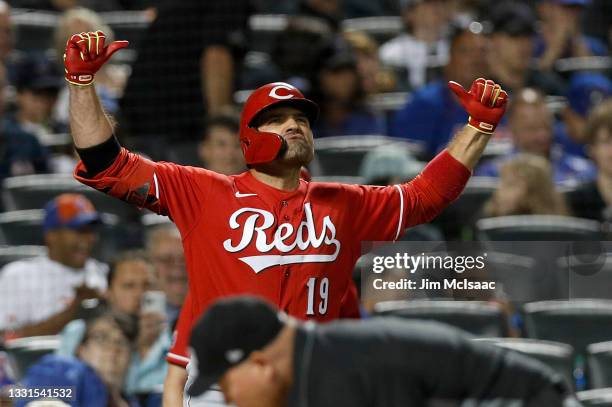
[446,78,508,170]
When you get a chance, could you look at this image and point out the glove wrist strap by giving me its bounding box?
[467,117,495,134]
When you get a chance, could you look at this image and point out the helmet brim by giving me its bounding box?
[248,98,319,128]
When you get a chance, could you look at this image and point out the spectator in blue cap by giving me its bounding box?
[487,2,566,96]
[536,0,608,72]
[556,72,612,156]
[0,193,108,338]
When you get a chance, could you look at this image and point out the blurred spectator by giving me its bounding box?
[379,0,451,90]
[536,0,608,72]
[17,313,134,407]
[197,114,245,175]
[268,16,334,92]
[121,0,250,154]
[298,0,342,31]
[0,351,16,406]
[487,2,566,96]
[0,2,11,62]
[58,251,168,404]
[0,62,49,180]
[53,8,125,129]
[343,31,396,95]
[310,44,385,137]
[0,194,107,338]
[11,54,65,147]
[15,354,108,407]
[476,88,596,186]
[389,20,490,158]
[483,154,569,217]
[556,72,612,156]
[568,100,612,221]
[146,224,187,329]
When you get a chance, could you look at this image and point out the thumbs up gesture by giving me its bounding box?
[64,30,129,86]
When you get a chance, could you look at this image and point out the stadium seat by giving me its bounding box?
[4,336,60,379]
[433,176,497,240]
[373,300,509,337]
[555,56,612,75]
[10,8,56,52]
[310,135,423,176]
[588,342,612,389]
[2,174,140,221]
[0,210,46,245]
[476,215,603,243]
[523,300,612,358]
[556,253,612,300]
[577,388,612,407]
[480,251,541,304]
[0,209,142,264]
[0,246,46,269]
[341,16,402,44]
[475,337,575,390]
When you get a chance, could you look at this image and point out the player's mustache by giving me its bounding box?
[282,129,305,139]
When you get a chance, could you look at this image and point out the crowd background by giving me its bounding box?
[0,0,611,406]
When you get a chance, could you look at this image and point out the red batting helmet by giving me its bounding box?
[240,82,319,165]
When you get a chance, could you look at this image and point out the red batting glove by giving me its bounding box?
[448,78,508,134]
[64,30,129,86]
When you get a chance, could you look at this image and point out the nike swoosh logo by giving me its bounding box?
[235,191,257,198]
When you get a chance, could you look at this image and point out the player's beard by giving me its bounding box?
[282,138,314,166]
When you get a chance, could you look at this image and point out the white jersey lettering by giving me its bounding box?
[223,203,341,273]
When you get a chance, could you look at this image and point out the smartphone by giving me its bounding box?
[141,291,167,315]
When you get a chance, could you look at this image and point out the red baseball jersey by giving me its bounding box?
[74,147,470,367]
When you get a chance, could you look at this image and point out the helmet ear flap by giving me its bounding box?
[240,127,285,165]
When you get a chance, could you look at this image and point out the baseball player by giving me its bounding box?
[63,31,507,405]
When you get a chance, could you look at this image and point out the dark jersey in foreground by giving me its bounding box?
[287,318,578,407]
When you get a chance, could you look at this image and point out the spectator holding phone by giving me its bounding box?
[57,250,170,404]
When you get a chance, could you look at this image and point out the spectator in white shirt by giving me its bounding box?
[379,0,451,90]
[0,193,107,338]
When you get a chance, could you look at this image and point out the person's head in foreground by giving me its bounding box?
[239,82,318,172]
[43,193,101,269]
[77,313,132,392]
[188,296,577,407]
[484,154,569,217]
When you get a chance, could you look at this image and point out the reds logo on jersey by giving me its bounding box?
[223,203,340,273]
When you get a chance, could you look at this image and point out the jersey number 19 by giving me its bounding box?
[306,277,329,315]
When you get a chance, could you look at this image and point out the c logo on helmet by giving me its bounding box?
[268,83,296,100]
